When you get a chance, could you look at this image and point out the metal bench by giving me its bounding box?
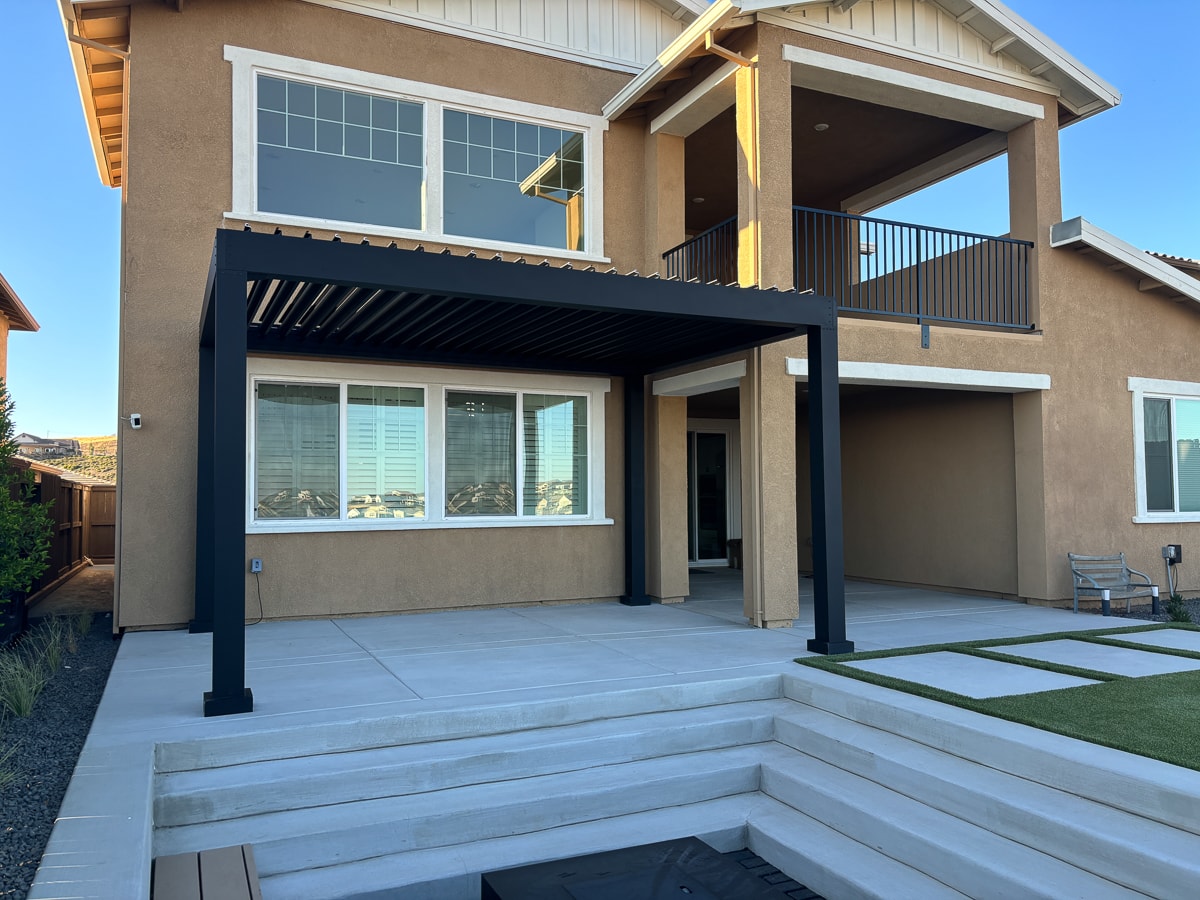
[152,844,261,900]
[1067,552,1160,616]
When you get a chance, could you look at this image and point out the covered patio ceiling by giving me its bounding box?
[195,227,849,716]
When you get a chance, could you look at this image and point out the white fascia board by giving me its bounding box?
[603,0,738,120]
[786,358,1050,393]
[59,1,112,188]
[653,361,747,396]
[967,0,1121,112]
[650,61,740,136]
[783,45,1044,131]
[1050,218,1200,308]
[842,131,1009,214]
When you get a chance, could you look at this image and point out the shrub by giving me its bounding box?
[0,380,53,612]
[30,617,68,673]
[0,651,48,717]
[1167,593,1192,623]
[74,610,95,639]
[0,737,17,791]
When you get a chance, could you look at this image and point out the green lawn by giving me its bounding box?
[797,624,1200,771]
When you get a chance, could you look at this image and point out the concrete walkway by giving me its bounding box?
[28,563,114,618]
[29,575,1149,899]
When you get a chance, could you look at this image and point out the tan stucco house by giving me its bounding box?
[0,272,38,381]
[61,0,1200,715]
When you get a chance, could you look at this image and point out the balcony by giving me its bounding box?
[663,207,1034,333]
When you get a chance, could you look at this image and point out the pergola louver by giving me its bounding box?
[196,227,849,717]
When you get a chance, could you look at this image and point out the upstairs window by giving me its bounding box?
[229,48,606,258]
[257,76,424,230]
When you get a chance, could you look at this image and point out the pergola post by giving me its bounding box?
[807,322,852,654]
[203,264,253,717]
[621,374,650,606]
[190,341,214,634]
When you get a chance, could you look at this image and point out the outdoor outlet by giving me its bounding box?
[250,558,263,574]
[1162,544,1183,565]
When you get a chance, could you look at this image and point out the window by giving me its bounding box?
[249,363,609,531]
[257,76,423,230]
[1130,378,1200,521]
[228,47,606,258]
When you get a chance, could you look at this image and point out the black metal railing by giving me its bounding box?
[793,205,1033,330]
[662,216,738,285]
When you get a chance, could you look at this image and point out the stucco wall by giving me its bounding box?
[796,387,1019,595]
[118,0,639,627]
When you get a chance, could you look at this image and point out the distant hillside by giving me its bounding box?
[75,435,118,456]
[45,454,117,483]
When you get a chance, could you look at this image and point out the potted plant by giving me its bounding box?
[0,379,52,646]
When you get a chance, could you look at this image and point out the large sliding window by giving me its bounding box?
[230,49,604,257]
[250,365,607,531]
[1131,378,1200,522]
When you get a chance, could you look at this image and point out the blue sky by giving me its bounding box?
[2,1,1198,437]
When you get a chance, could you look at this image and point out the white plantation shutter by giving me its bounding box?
[444,391,516,516]
[255,382,339,518]
[522,394,587,516]
[346,385,426,518]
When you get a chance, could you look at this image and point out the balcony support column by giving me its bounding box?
[646,393,689,603]
[740,342,800,628]
[735,26,793,290]
[1008,109,1061,327]
[644,132,687,276]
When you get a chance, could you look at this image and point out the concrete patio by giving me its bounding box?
[30,574,1190,899]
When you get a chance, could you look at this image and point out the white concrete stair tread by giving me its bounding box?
[839,651,1100,697]
[154,699,788,826]
[257,795,758,900]
[757,746,1146,899]
[747,800,970,900]
[996,639,1200,676]
[155,745,764,872]
[1097,628,1200,653]
[772,706,1200,898]
[154,673,782,772]
[782,670,1200,835]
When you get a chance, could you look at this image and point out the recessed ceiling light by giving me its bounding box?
[814,123,830,132]
[692,196,706,203]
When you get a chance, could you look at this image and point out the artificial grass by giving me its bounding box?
[797,623,1200,771]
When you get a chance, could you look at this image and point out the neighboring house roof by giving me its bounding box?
[605,0,1120,121]
[0,272,38,332]
[1050,217,1200,310]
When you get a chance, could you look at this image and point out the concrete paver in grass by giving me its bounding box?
[840,651,1101,699]
[1106,629,1200,654]
[997,639,1200,677]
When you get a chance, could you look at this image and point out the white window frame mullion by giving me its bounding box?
[426,100,444,240]
[339,382,349,520]
[515,389,527,518]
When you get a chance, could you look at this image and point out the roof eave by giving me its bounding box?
[59,0,115,188]
[1050,217,1200,309]
[0,273,39,333]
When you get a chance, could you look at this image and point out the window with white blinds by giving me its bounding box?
[249,369,604,530]
[1131,378,1200,522]
[255,383,340,518]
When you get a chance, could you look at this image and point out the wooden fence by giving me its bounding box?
[10,458,115,596]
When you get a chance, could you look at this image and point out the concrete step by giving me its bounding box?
[155,699,790,827]
[746,798,970,900]
[258,794,758,900]
[774,705,1200,898]
[155,744,765,872]
[155,673,783,772]
[757,744,1147,899]
[784,668,1200,835]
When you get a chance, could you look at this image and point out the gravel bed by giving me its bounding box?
[1082,592,1200,624]
[0,616,120,900]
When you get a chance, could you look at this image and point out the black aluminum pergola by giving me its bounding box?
[194,227,851,716]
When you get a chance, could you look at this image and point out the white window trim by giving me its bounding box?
[247,357,611,534]
[226,45,608,261]
[1129,376,1200,524]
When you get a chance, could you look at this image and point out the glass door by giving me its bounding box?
[687,430,729,564]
